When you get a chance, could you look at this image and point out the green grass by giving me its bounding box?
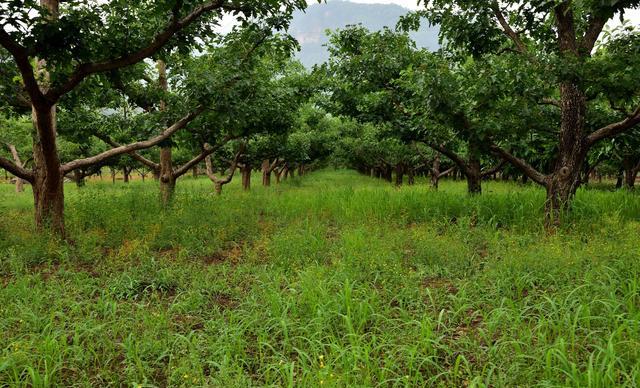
[1,170,640,387]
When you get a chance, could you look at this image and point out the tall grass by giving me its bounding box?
[1,170,639,386]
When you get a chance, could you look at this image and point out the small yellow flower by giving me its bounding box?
[183,374,189,379]
[319,355,324,360]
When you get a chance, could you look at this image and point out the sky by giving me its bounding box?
[219,1,640,34]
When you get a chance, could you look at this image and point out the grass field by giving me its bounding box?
[1,170,640,387]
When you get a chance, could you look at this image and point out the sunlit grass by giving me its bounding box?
[1,170,639,386]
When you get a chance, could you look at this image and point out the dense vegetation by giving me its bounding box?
[1,171,640,386]
[1,0,640,386]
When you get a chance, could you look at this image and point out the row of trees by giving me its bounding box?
[318,1,640,226]
[0,0,324,237]
[1,0,640,236]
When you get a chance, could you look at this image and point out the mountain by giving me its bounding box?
[289,1,439,68]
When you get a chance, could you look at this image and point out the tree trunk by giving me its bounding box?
[241,165,251,191]
[394,164,404,186]
[73,170,86,187]
[32,104,65,237]
[622,157,639,190]
[261,159,271,186]
[298,165,304,176]
[123,167,130,183]
[382,166,392,182]
[159,146,175,207]
[616,168,624,189]
[214,182,222,195]
[192,166,199,178]
[407,167,415,185]
[466,142,482,195]
[8,144,25,193]
[544,82,589,227]
[111,168,116,184]
[431,154,441,189]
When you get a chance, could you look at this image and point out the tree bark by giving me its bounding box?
[394,164,404,186]
[407,167,415,185]
[31,104,65,237]
[622,157,639,190]
[261,159,271,186]
[159,146,176,207]
[431,153,441,189]
[544,82,589,226]
[123,167,130,183]
[466,143,482,195]
[241,165,251,191]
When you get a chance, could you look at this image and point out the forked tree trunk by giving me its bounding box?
[544,82,588,227]
[32,104,65,237]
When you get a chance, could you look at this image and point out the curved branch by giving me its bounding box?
[0,155,33,182]
[491,3,528,54]
[438,166,456,178]
[586,105,640,146]
[426,142,469,174]
[489,144,547,186]
[46,1,247,101]
[0,29,47,107]
[481,159,506,178]
[173,135,237,178]
[62,106,205,173]
[95,134,160,171]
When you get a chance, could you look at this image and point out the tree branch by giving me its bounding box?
[539,97,561,108]
[0,155,33,182]
[481,159,506,178]
[173,135,237,178]
[425,141,469,174]
[61,106,205,173]
[0,29,47,107]
[489,144,547,185]
[46,0,246,101]
[438,166,456,178]
[95,134,160,171]
[586,105,640,146]
[580,15,607,54]
[205,145,243,184]
[491,3,528,54]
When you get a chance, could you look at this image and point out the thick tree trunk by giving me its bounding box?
[241,165,251,191]
[261,159,271,186]
[123,167,130,183]
[192,166,199,178]
[32,104,65,237]
[214,182,222,195]
[544,82,588,226]
[8,144,25,193]
[159,146,175,207]
[298,165,304,176]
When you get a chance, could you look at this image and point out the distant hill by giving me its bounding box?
[289,1,439,68]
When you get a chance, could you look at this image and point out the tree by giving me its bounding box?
[403,1,640,225]
[0,0,312,236]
